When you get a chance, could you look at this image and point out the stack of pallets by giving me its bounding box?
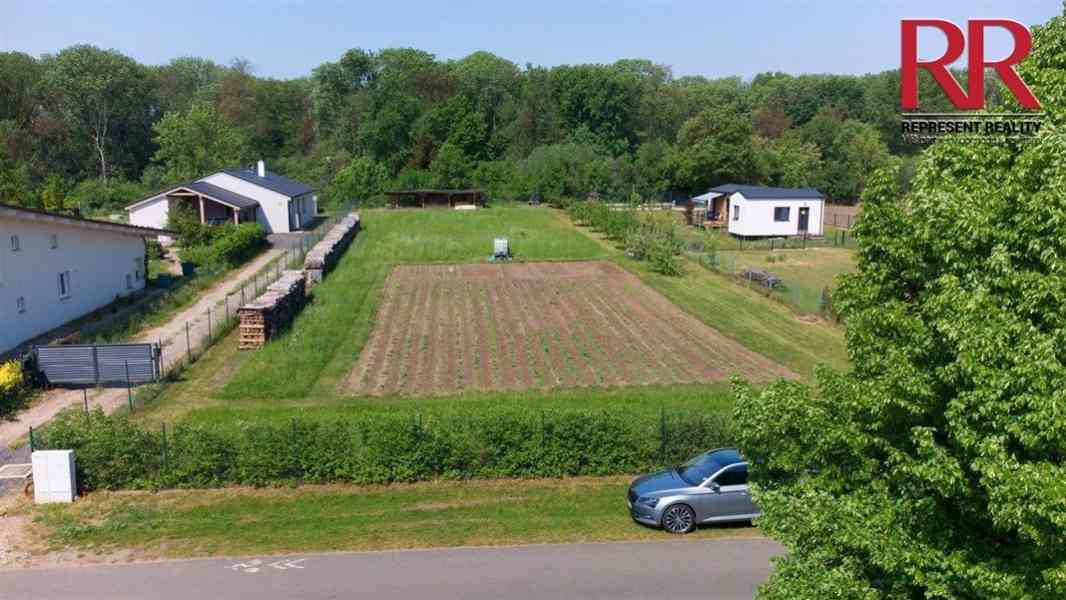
[238,270,307,350]
[304,213,360,289]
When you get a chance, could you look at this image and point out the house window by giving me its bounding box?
[50,233,58,249]
[774,207,791,222]
[16,296,26,314]
[58,271,71,299]
[10,235,19,251]
[134,258,143,281]
[733,205,740,221]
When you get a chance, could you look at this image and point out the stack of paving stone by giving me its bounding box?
[303,213,360,289]
[237,270,307,350]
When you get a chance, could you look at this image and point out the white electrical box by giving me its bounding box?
[31,450,77,504]
[493,238,509,258]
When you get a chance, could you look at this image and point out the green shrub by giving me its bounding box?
[179,223,265,268]
[39,408,734,490]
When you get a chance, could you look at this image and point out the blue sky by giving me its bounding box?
[1,1,1061,79]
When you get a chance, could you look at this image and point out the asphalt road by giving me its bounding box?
[0,539,782,600]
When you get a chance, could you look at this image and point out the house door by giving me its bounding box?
[798,207,810,233]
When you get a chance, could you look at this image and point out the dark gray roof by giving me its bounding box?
[710,184,824,200]
[223,166,313,198]
[185,181,260,209]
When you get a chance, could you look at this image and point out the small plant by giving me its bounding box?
[0,360,26,415]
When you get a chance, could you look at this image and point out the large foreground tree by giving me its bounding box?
[734,9,1066,599]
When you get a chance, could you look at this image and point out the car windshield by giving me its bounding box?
[676,450,737,486]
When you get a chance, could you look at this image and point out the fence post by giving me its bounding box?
[83,388,89,415]
[803,233,807,249]
[185,322,192,364]
[241,286,246,306]
[28,426,34,452]
[207,307,212,340]
[125,360,133,412]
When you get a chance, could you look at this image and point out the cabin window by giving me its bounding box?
[732,205,740,221]
[134,257,143,281]
[774,207,791,222]
[10,235,19,251]
[16,296,26,314]
[58,271,71,299]
[50,233,58,249]
[126,273,133,289]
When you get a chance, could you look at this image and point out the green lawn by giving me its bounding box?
[32,477,755,558]
[713,247,856,314]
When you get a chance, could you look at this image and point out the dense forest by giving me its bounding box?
[0,45,987,216]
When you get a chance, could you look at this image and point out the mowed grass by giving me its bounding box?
[218,205,607,400]
[32,477,755,559]
[712,247,856,315]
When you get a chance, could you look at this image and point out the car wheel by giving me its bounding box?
[661,503,696,534]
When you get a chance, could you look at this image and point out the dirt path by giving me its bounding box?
[0,249,284,449]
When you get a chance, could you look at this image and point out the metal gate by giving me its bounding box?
[35,343,161,386]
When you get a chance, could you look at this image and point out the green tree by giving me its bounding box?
[152,102,250,183]
[734,9,1066,599]
[331,155,388,204]
[429,141,474,188]
[669,104,758,192]
[39,45,153,181]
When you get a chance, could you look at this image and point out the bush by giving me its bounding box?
[38,408,734,490]
[0,360,26,415]
[179,223,266,268]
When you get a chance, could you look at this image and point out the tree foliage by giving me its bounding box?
[151,102,250,184]
[734,8,1066,598]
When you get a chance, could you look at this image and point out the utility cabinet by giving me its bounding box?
[31,450,76,504]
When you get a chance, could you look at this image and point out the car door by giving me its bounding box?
[699,464,756,521]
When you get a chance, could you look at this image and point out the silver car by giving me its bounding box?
[627,448,759,534]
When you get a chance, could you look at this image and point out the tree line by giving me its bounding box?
[0,45,982,215]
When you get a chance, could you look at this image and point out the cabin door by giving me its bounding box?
[798,207,810,233]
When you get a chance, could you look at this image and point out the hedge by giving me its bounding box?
[39,408,733,490]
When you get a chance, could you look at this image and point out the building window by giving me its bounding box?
[126,273,133,289]
[50,233,58,249]
[134,258,143,281]
[16,296,26,314]
[774,207,791,222]
[58,271,71,299]
[10,235,19,251]
[733,205,740,221]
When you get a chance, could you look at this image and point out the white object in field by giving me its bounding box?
[31,450,77,504]
[493,238,509,258]
[453,204,478,211]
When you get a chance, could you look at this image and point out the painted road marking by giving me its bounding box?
[270,559,306,570]
[227,558,308,574]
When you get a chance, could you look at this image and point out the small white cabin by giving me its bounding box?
[693,184,824,238]
[0,204,168,355]
[127,160,316,239]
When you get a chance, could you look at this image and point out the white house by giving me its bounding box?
[127,160,316,239]
[0,204,168,355]
[693,184,824,237]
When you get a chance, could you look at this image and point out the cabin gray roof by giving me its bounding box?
[709,184,824,200]
[184,181,260,209]
[223,166,314,197]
